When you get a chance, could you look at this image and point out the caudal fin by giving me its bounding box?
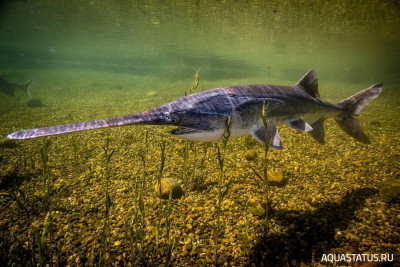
[24,78,35,99]
[334,83,383,144]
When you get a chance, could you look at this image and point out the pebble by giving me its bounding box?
[244,150,258,161]
[267,170,285,186]
[154,178,185,199]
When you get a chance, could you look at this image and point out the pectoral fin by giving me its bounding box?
[308,119,325,144]
[286,119,313,131]
[250,121,283,149]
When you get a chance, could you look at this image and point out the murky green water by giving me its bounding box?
[1,0,399,83]
[0,1,399,266]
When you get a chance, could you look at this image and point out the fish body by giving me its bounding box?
[7,70,382,149]
[0,76,34,99]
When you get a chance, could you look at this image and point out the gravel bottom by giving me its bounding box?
[0,69,399,266]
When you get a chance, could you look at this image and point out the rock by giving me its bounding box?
[267,170,285,186]
[379,178,400,203]
[248,202,266,217]
[244,150,258,161]
[154,178,184,199]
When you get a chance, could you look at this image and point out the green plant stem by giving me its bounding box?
[182,141,189,187]
[40,139,52,212]
[214,116,232,265]
[100,138,114,266]
[261,101,271,235]
[155,140,166,260]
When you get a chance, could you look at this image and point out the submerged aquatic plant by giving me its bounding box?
[249,101,274,235]
[10,187,34,218]
[191,143,210,191]
[151,140,178,265]
[39,139,52,212]
[163,186,176,266]
[40,139,51,188]
[242,200,250,264]
[34,212,54,267]
[69,135,81,173]
[156,141,166,201]
[154,141,166,259]
[125,132,149,266]
[214,115,233,265]
[180,140,190,187]
[181,69,207,189]
[155,140,174,265]
[261,101,271,234]
[184,69,200,96]
[99,138,114,266]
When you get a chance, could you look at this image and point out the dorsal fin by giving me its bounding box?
[296,69,320,98]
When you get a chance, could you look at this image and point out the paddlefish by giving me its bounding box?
[7,70,382,149]
[0,76,34,99]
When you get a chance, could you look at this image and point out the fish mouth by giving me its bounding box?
[170,126,224,142]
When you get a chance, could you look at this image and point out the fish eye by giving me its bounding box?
[170,114,179,123]
[164,112,179,123]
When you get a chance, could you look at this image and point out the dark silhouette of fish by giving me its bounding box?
[0,76,35,99]
[7,70,382,149]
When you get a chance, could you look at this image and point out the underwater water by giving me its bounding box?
[0,0,399,266]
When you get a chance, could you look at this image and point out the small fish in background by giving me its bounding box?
[0,76,35,99]
[7,70,382,150]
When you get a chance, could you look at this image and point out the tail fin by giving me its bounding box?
[24,78,35,99]
[334,83,383,144]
